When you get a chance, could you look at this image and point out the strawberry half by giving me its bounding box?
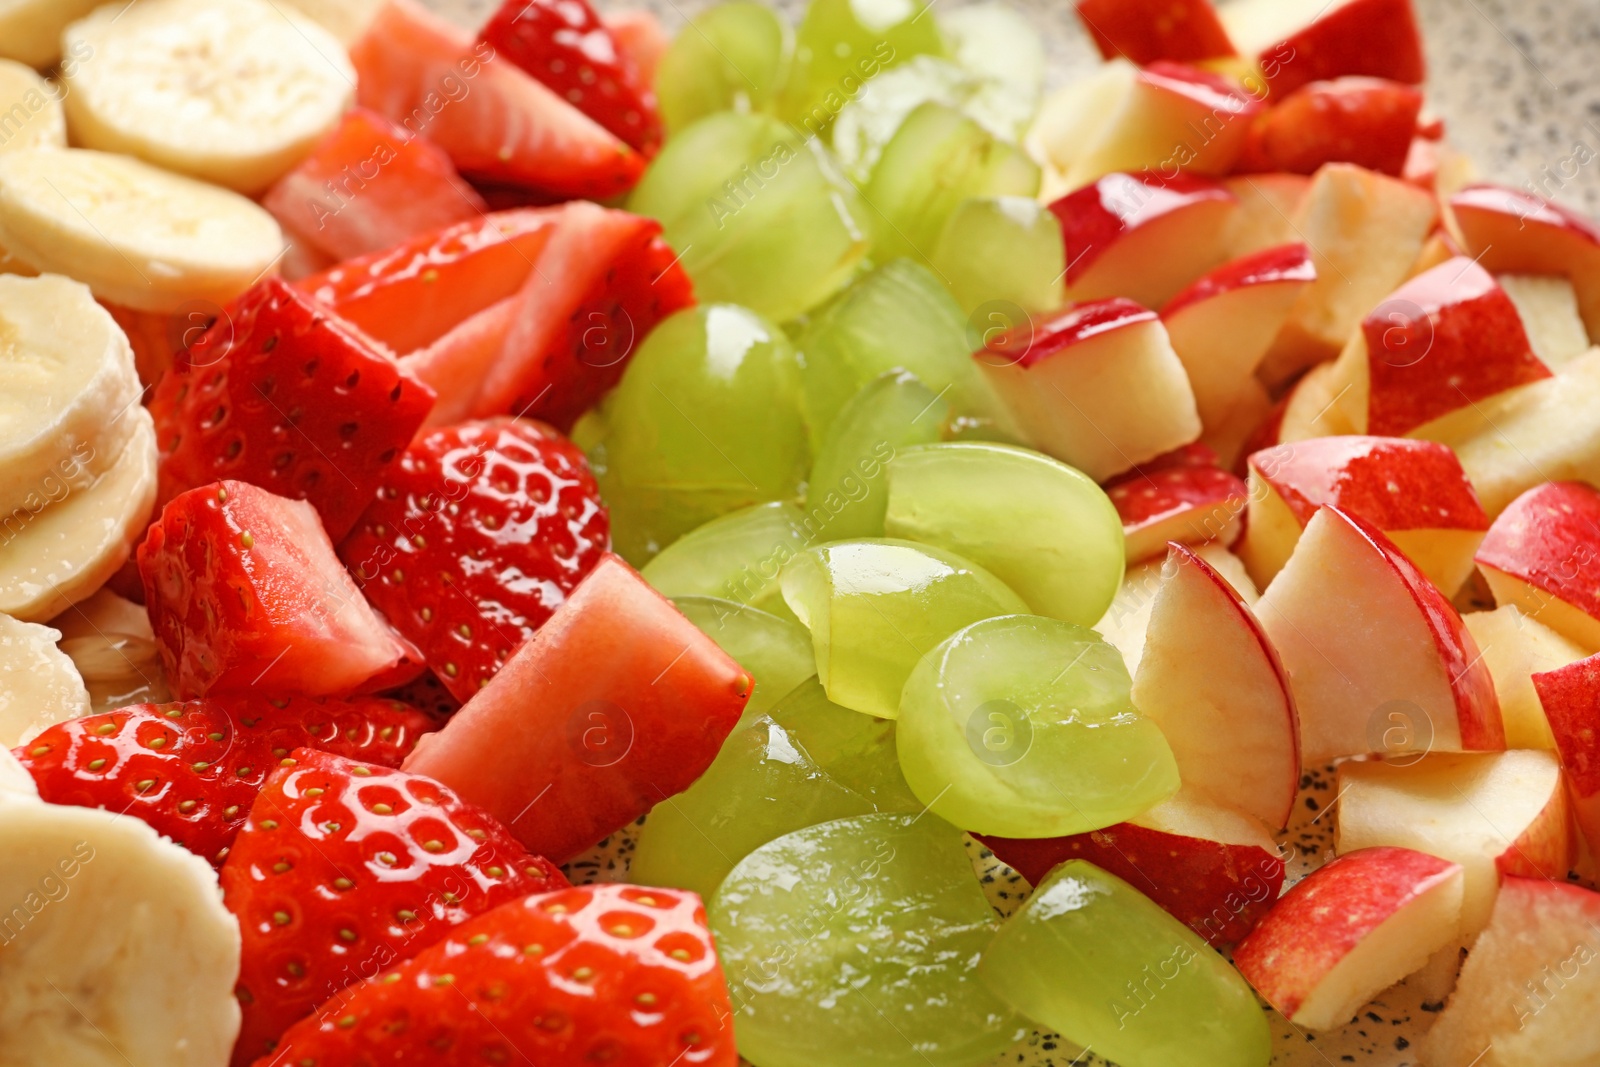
[262,883,737,1067]
[140,480,423,699]
[481,0,663,156]
[222,748,566,1067]
[14,696,435,867]
[147,276,436,541]
[339,419,609,703]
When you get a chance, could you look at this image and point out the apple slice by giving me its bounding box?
[1103,457,1248,564]
[1275,361,1357,444]
[1220,0,1426,97]
[1095,541,1255,676]
[1499,272,1593,369]
[1072,0,1235,65]
[1130,543,1299,826]
[1257,163,1439,389]
[1404,228,1461,279]
[1162,243,1314,431]
[1463,606,1588,750]
[976,298,1201,482]
[1027,60,1137,200]
[1236,77,1423,178]
[1049,172,1240,311]
[1233,847,1463,1031]
[978,792,1286,948]
[1240,436,1490,593]
[1335,750,1574,935]
[1533,651,1600,865]
[1201,376,1273,471]
[1219,173,1310,260]
[1423,878,1600,1067]
[1255,505,1504,764]
[1475,480,1600,652]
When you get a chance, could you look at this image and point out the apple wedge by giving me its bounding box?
[1220,0,1426,96]
[1449,183,1600,339]
[1475,480,1600,652]
[1499,273,1592,369]
[1201,376,1274,472]
[1275,360,1357,444]
[976,298,1201,482]
[1335,750,1574,935]
[1239,436,1490,593]
[1233,847,1463,1031]
[1094,541,1256,676]
[1130,543,1299,827]
[1254,505,1504,764]
[1220,173,1310,260]
[1423,877,1600,1067]
[1236,77,1423,178]
[1073,0,1235,65]
[1533,652,1600,867]
[1027,60,1138,200]
[1104,459,1248,564]
[1464,605,1588,749]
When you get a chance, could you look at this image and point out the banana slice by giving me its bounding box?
[0,611,90,747]
[0,0,102,68]
[62,0,355,194]
[51,588,168,712]
[0,746,38,797]
[0,59,64,153]
[0,148,284,313]
[0,790,241,1067]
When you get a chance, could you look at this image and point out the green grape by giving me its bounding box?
[655,2,791,134]
[779,538,1027,718]
[770,676,921,811]
[643,502,812,620]
[627,112,870,322]
[863,100,1040,266]
[883,442,1124,625]
[570,407,607,454]
[778,0,945,138]
[896,614,1179,837]
[930,196,1064,315]
[831,56,1015,184]
[804,371,948,541]
[595,305,808,562]
[630,716,874,901]
[939,2,1045,138]
[979,861,1272,1067]
[671,597,817,724]
[711,812,1027,1067]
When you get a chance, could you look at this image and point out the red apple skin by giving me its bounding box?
[1534,651,1600,799]
[1259,0,1426,96]
[977,824,1286,947]
[1248,436,1489,533]
[1360,257,1550,436]
[1236,78,1423,178]
[1450,183,1600,337]
[1233,846,1461,1020]
[1160,242,1316,317]
[1476,481,1600,628]
[1105,466,1248,558]
[980,296,1157,369]
[1049,172,1237,288]
[1074,0,1235,64]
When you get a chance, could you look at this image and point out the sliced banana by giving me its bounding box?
[0,611,90,746]
[50,588,168,712]
[62,0,355,194]
[0,745,38,797]
[0,59,64,153]
[0,148,284,313]
[0,791,240,1067]
[0,0,103,68]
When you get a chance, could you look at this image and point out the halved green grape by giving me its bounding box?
[930,196,1064,315]
[770,676,920,811]
[896,614,1178,837]
[672,597,817,723]
[883,442,1124,625]
[778,0,944,137]
[711,812,1027,1067]
[779,538,1027,718]
[831,56,1014,184]
[631,716,874,901]
[979,860,1272,1067]
[939,2,1044,137]
[655,1,791,134]
[863,100,1040,266]
[627,112,870,322]
[595,304,808,562]
[804,371,948,541]
[643,502,811,619]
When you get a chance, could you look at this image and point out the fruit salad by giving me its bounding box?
[0,0,1597,1064]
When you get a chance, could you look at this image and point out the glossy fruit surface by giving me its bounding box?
[672,596,816,722]
[641,502,811,620]
[655,1,790,132]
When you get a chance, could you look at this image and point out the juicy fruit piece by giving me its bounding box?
[712,812,1025,1067]
[898,614,1179,837]
[481,0,661,154]
[779,0,944,133]
[1104,454,1250,564]
[1532,652,1600,866]
[670,596,815,721]
[49,588,168,712]
[1475,481,1600,652]
[61,0,354,194]
[979,860,1272,1067]
[884,442,1125,626]
[1222,0,1426,96]
[628,111,869,322]
[930,195,1064,314]
[222,748,565,1066]
[1499,272,1591,369]
[939,3,1045,135]
[0,60,65,152]
[139,480,420,699]
[641,502,810,620]
[780,539,1029,718]
[267,884,737,1067]
[404,555,752,863]
[1239,77,1423,177]
[769,677,920,811]
[1074,0,1234,63]
[1466,605,1587,749]
[0,612,90,748]
[148,276,437,541]
[339,418,610,703]
[0,0,102,67]
[590,304,808,562]
[656,1,790,133]
[0,147,283,313]
[16,696,433,867]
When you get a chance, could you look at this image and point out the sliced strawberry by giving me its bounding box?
[603,8,670,92]
[481,0,662,156]
[262,107,487,263]
[403,554,752,864]
[263,883,736,1067]
[339,419,610,703]
[222,748,566,1067]
[140,480,423,699]
[147,276,436,541]
[351,0,643,199]
[13,697,434,867]
[401,294,523,425]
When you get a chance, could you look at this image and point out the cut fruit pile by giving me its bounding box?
[1,0,1599,1065]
